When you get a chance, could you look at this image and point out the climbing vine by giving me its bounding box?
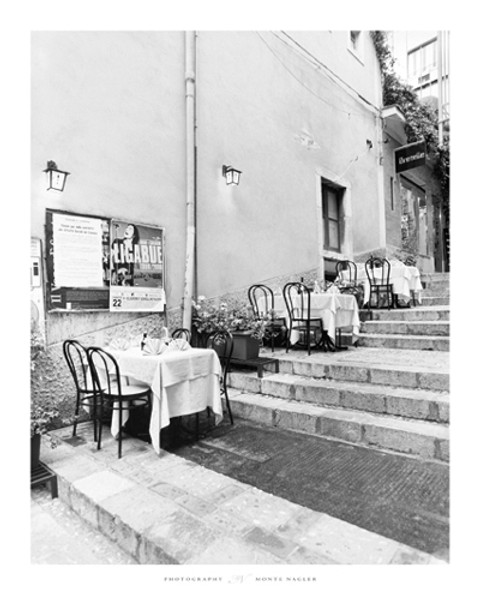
[370,31,449,207]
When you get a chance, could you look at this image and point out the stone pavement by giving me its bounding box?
[34,421,447,565]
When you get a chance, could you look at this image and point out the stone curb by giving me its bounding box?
[229,392,449,463]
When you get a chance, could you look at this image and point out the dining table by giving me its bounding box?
[105,344,223,454]
[260,291,360,349]
[355,262,423,306]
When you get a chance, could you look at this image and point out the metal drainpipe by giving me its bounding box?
[182,31,196,329]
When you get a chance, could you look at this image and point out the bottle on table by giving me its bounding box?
[140,332,147,350]
[313,280,320,294]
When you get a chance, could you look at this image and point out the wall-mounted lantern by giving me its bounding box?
[222,164,242,186]
[44,160,70,192]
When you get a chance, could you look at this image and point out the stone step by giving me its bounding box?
[361,320,450,337]
[258,349,449,392]
[422,284,450,295]
[361,307,450,322]
[229,371,449,423]
[421,296,449,306]
[229,390,449,462]
[421,273,450,285]
[358,333,449,351]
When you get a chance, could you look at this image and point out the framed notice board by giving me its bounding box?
[45,209,165,312]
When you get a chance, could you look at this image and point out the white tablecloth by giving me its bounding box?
[356,263,423,304]
[107,347,222,454]
[261,292,360,345]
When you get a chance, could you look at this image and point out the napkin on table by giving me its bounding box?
[109,337,131,351]
[167,338,191,352]
[143,338,168,355]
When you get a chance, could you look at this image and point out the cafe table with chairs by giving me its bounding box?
[255,282,360,352]
[355,259,423,308]
[64,331,225,458]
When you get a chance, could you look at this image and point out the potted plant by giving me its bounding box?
[192,296,271,360]
[31,325,60,468]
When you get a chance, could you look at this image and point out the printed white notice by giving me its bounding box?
[52,213,103,287]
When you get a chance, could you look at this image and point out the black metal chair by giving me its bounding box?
[364,256,395,310]
[87,347,152,459]
[63,340,99,439]
[206,330,234,425]
[336,260,358,287]
[171,328,191,342]
[282,282,324,355]
[247,284,287,351]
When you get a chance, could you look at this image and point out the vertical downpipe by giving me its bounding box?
[183,31,197,329]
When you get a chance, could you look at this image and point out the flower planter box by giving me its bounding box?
[231,331,260,361]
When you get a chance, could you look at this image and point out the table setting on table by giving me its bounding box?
[103,334,223,454]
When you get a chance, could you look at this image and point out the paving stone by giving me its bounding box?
[186,536,283,564]
[244,526,299,559]
[390,546,435,564]
[261,376,295,400]
[43,454,100,482]
[295,381,340,406]
[220,489,299,530]
[102,485,180,532]
[328,364,370,383]
[203,483,249,505]
[203,506,255,537]
[231,395,276,425]
[291,513,399,564]
[175,493,218,517]
[73,470,136,503]
[274,406,318,434]
[363,424,436,459]
[436,439,449,462]
[286,545,339,564]
[319,413,363,444]
[150,481,190,501]
[141,508,219,563]
[276,507,325,538]
[97,506,140,556]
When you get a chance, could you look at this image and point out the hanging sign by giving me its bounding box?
[109,220,165,312]
[395,140,427,174]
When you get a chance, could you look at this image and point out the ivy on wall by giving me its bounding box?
[370,31,450,211]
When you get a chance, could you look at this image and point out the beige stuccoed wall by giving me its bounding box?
[195,31,383,298]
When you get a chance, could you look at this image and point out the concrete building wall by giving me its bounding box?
[195,31,383,296]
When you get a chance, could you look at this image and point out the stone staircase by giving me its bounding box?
[228,273,450,463]
[358,273,450,351]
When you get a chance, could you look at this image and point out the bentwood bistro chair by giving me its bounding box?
[87,346,152,458]
[247,284,287,351]
[206,330,234,425]
[283,282,324,356]
[364,256,395,311]
[171,328,192,342]
[63,340,99,439]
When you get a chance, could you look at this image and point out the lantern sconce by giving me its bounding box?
[44,160,70,192]
[222,164,242,186]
